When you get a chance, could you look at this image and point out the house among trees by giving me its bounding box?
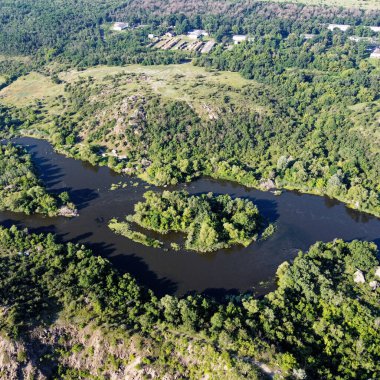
[112,22,129,31]
[327,24,350,32]
[370,47,380,59]
[165,31,175,37]
[188,30,209,40]
[303,34,316,40]
[232,35,247,44]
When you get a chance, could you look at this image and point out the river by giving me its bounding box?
[1,137,379,297]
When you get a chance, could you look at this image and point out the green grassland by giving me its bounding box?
[0,72,64,107]
[0,63,266,159]
[267,0,380,10]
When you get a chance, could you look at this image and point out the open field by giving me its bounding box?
[0,72,64,107]
[0,54,31,63]
[267,0,380,10]
[58,63,258,118]
[61,63,251,88]
[0,63,259,122]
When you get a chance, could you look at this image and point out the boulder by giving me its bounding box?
[353,270,365,284]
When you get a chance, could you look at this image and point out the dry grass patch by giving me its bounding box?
[0,72,64,107]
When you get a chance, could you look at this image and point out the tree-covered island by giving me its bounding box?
[109,190,273,252]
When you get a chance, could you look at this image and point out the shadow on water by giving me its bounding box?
[64,188,99,210]
[27,148,65,189]
[99,249,178,296]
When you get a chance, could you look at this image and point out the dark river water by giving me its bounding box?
[1,137,380,297]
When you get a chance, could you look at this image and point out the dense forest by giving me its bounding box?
[109,190,269,252]
[0,143,76,216]
[0,226,379,378]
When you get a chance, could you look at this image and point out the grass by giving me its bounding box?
[0,72,64,107]
[108,219,163,248]
[0,54,31,63]
[266,0,380,10]
[58,63,259,119]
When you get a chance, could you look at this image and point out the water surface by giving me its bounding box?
[1,137,379,297]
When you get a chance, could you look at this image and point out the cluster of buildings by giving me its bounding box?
[113,21,380,59]
[326,24,380,59]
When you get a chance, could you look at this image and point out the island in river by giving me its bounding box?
[109,190,273,252]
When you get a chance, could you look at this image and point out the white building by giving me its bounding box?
[112,22,129,31]
[303,34,316,40]
[148,34,156,39]
[232,35,247,44]
[369,26,380,33]
[370,47,380,58]
[327,24,350,32]
[188,30,209,40]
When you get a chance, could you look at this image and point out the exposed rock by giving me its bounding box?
[369,281,378,290]
[58,206,79,218]
[259,179,276,190]
[353,269,365,284]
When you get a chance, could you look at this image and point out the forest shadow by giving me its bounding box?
[102,246,178,296]
[58,187,99,210]
[27,148,65,188]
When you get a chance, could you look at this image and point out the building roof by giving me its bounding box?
[328,24,350,32]
[370,47,380,58]
[113,22,129,30]
[233,35,247,40]
[369,26,380,33]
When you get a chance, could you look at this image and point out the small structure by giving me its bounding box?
[375,266,380,278]
[148,34,156,39]
[165,31,175,38]
[303,34,316,40]
[369,281,378,290]
[112,22,129,31]
[369,26,380,33]
[233,35,247,44]
[353,269,365,284]
[370,47,380,58]
[201,40,216,54]
[328,24,350,32]
[188,30,209,40]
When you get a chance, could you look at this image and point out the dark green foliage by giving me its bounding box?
[261,239,380,379]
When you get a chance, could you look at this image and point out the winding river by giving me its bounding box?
[1,137,379,297]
